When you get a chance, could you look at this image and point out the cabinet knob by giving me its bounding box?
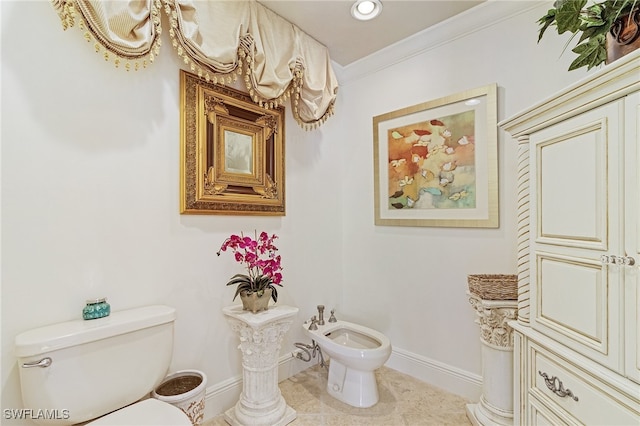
[601,254,636,266]
[613,255,636,266]
[621,256,636,266]
[601,254,613,264]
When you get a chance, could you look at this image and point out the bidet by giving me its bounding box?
[302,318,391,407]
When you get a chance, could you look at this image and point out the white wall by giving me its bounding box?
[333,0,588,397]
[1,0,596,422]
[1,1,345,423]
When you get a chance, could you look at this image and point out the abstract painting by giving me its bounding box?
[373,84,498,227]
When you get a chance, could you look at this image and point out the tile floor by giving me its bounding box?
[204,364,472,425]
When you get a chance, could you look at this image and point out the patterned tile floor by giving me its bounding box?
[205,364,472,425]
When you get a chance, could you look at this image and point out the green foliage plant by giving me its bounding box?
[538,0,639,70]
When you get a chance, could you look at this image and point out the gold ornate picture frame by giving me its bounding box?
[180,71,285,215]
[373,84,498,228]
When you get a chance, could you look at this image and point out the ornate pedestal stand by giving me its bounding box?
[223,305,298,426]
[466,293,517,426]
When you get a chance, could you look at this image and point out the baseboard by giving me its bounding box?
[385,347,482,402]
[202,351,309,422]
[202,346,482,421]
[202,375,241,423]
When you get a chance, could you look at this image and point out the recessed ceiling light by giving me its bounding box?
[351,0,382,21]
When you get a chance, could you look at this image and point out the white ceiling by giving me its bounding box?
[258,0,485,66]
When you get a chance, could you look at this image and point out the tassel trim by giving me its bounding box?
[50,0,336,129]
[50,0,163,71]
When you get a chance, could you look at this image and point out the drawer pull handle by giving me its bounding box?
[538,370,579,401]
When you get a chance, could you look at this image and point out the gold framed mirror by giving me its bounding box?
[180,70,285,215]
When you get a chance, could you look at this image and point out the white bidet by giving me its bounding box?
[303,319,391,407]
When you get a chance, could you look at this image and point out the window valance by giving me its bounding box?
[50,0,338,129]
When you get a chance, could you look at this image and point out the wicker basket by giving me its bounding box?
[467,274,518,300]
[152,370,206,425]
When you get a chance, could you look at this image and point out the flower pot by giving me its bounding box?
[152,370,207,425]
[607,8,640,64]
[240,288,272,313]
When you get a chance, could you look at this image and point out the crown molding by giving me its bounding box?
[335,0,545,84]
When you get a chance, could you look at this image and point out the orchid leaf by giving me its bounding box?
[232,283,252,301]
[226,274,251,286]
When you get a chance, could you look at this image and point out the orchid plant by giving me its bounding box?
[217,231,283,303]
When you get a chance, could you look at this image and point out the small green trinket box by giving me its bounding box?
[82,297,111,320]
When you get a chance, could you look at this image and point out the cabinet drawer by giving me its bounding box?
[529,341,640,425]
[529,395,579,426]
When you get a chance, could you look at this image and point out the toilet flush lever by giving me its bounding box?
[22,357,52,368]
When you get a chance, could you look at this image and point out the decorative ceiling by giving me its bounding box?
[258,0,485,66]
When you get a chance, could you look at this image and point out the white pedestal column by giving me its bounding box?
[223,305,298,426]
[466,293,517,426]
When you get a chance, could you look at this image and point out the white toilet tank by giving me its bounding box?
[14,305,176,425]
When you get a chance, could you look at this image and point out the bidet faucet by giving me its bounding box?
[328,309,337,323]
[308,316,318,330]
[317,305,325,325]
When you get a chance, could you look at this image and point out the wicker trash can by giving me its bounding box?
[152,370,207,426]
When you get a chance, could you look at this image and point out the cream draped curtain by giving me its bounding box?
[51,0,338,129]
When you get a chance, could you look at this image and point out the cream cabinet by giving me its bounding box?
[624,92,640,385]
[501,50,640,425]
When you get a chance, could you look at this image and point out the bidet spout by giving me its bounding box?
[317,305,325,325]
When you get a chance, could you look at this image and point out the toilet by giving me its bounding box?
[303,319,391,408]
[14,305,192,425]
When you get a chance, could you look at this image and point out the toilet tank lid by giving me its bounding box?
[14,305,176,358]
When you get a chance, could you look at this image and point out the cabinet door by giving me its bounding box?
[625,92,640,384]
[529,100,623,371]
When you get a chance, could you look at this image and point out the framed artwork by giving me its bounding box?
[180,70,285,215]
[373,84,498,228]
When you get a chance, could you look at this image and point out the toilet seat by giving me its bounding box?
[86,398,192,425]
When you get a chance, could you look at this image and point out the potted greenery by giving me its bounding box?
[538,0,640,71]
[217,231,283,313]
